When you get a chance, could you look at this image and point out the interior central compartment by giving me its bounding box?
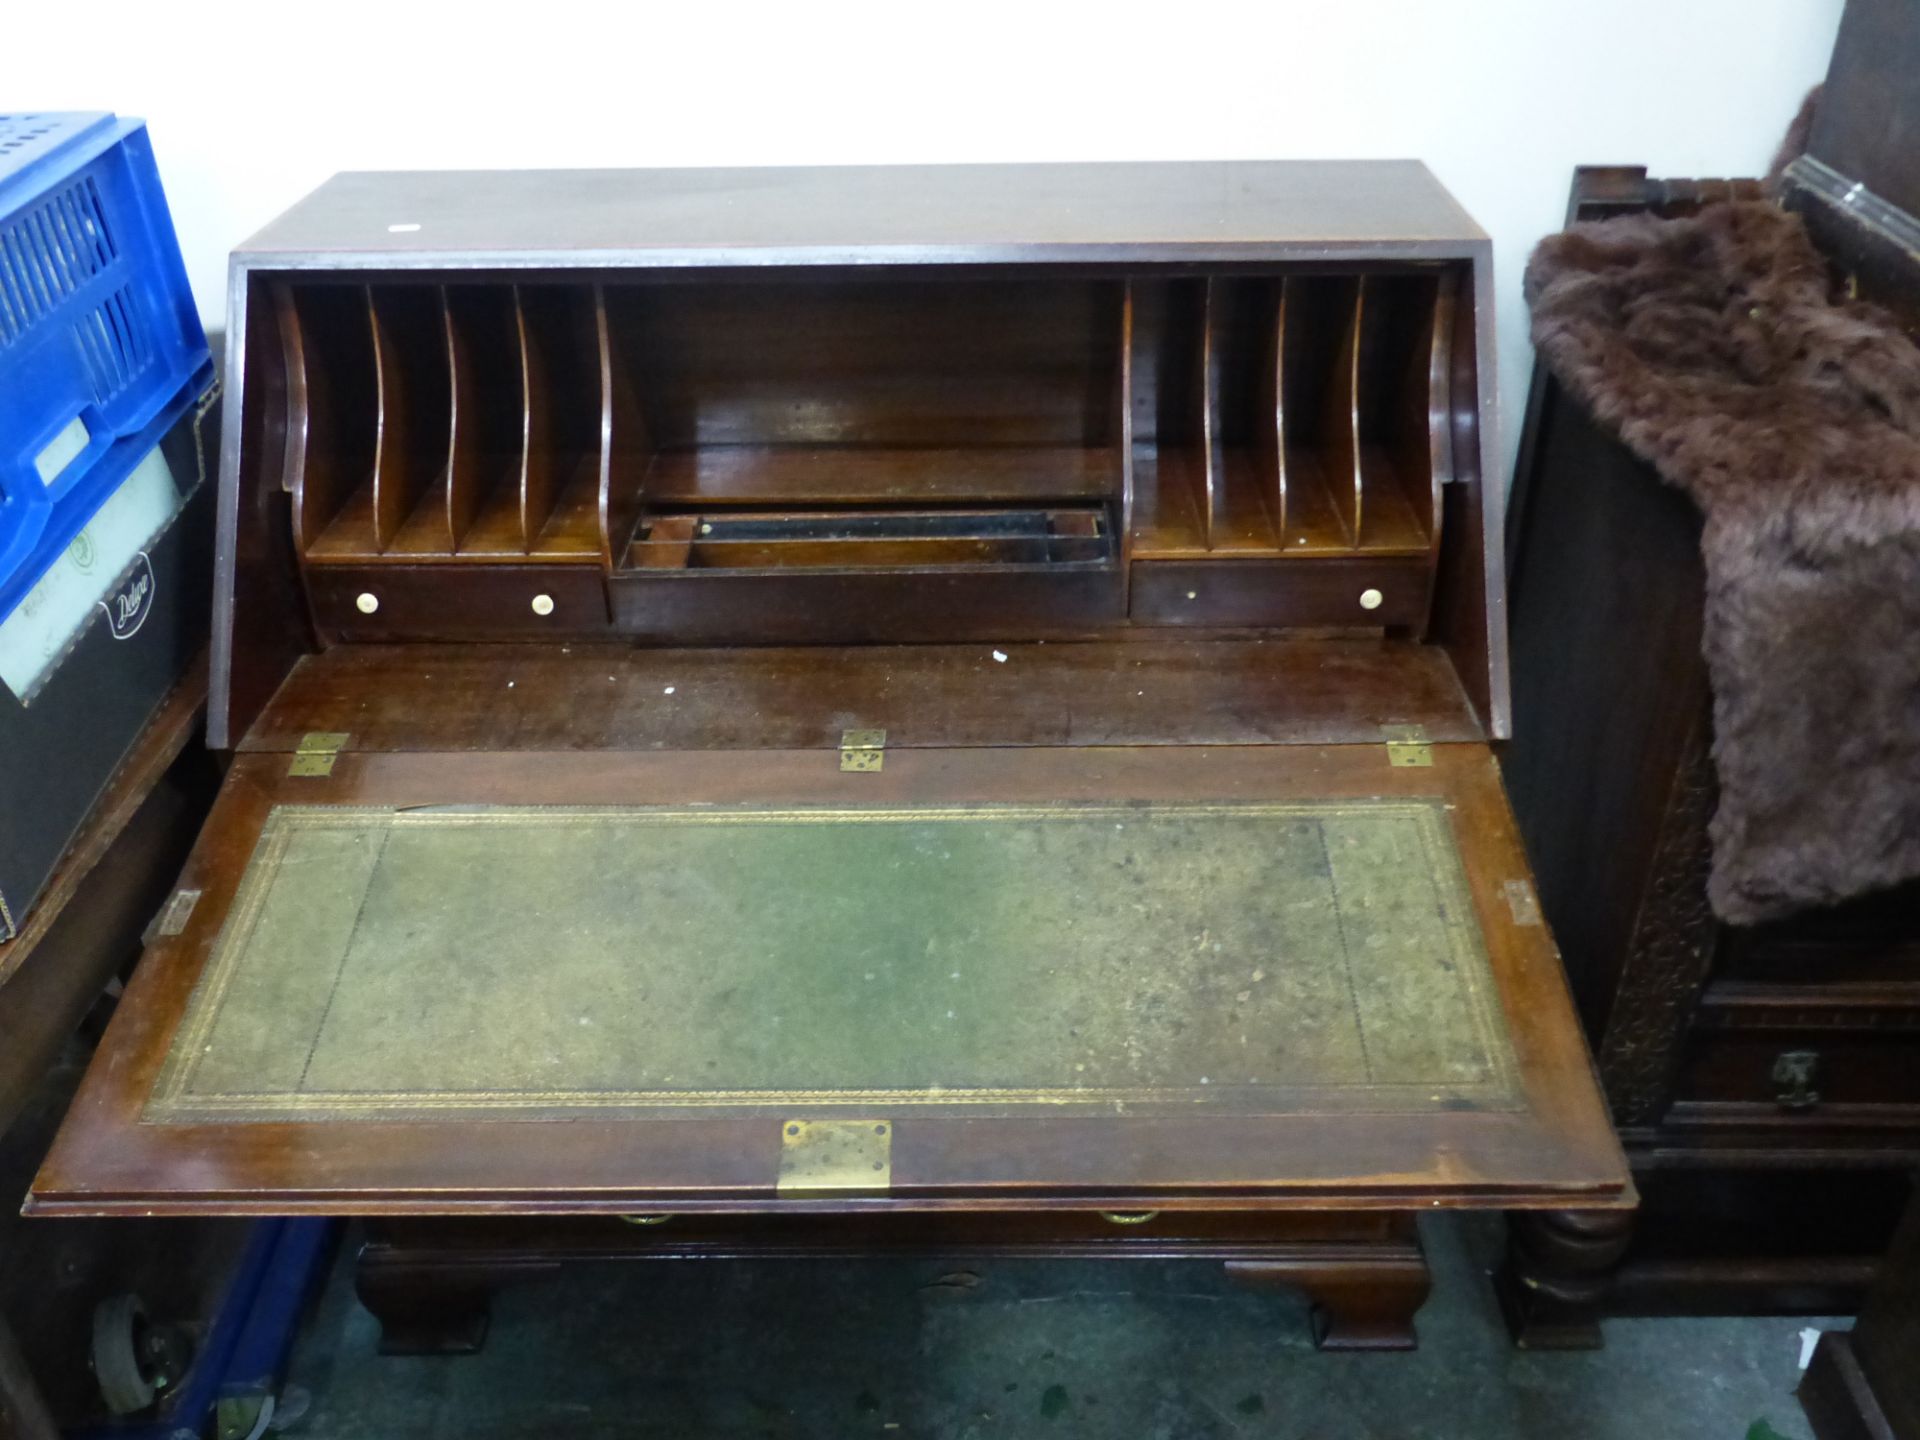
[603,275,1124,573]
[608,275,1122,507]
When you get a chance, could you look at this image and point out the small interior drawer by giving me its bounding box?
[309,566,611,642]
[1130,558,1431,629]
[608,565,1123,643]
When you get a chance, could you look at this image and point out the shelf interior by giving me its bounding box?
[1129,272,1450,561]
[277,267,1458,587]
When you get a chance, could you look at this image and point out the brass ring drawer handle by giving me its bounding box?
[620,1214,675,1226]
[1099,1210,1160,1226]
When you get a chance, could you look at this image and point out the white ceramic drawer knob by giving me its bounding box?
[530,593,556,617]
[355,591,379,615]
[1359,587,1384,611]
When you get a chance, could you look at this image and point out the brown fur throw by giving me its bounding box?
[1527,201,1920,925]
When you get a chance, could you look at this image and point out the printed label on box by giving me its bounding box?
[0,444,182,702]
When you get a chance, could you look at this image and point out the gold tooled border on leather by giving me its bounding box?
[146,800,1521,1123]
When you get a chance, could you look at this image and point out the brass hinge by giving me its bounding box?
[839,728,886,773]
[1381,723,1432,767]
[289,731,350,777]
[146,887,203,943]
[1502,878,1543,927]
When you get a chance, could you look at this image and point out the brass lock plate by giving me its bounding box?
[777,1119,892,1194]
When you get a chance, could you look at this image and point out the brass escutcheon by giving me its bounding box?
[619,1214,675,1226]
[1099,1210,1161,1226]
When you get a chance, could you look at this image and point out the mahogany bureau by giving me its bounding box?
[27,161,1630,1353]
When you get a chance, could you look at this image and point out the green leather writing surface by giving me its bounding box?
[149,801,1518,1121]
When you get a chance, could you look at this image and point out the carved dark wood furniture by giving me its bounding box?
[1498,141,1920,1340]
[1800,1177,1920,1440]
[27,160,1628,1354]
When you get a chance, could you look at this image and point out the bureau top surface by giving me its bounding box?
[235,160,1487,269]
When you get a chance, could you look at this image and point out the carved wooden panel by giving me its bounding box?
[1595,707,1720,1125]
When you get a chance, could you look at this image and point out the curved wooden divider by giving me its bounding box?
[1333,279,1364,547]
[1118,283,1137,594]
[442,286,524,556]
[1354,273,1449,553]
[1278,275,1362,551]
[512,285,603,560]
[595,286,651,569]
[276,283,376,557]
[1421,271,1458,557]
[1267,280,1288,543]
[1197,278,1285,553]
[513,287,550,553]
[275,284,320,554]
[368,286,452,554]
[1199,281,1223,549]
[441,289,479,550]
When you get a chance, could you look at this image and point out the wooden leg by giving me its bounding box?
[353,1232,558,1356]
[1495,1208,1634,1350]
[1800,1189,1920,1440]
[353,1211,1437,1357]
[1798,1332,1895,1440]
[353,1258,497,1356]
[1225,1215,1430,1352]
[1300,1269,1432,1352]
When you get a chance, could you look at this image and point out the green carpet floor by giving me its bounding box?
[284,1214,1832,1439]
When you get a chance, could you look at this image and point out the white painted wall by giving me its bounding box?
[17,0,1841,482]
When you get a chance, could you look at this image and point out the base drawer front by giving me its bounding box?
[1129,559,1430,629]
[1718,877,1920,984]
[368,1208,1410,1260]
[1673,1029,1920,1115]
[354,1209,1433,1353]
[308,566,612,642]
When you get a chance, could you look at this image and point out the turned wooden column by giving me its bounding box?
[1495,1208,1636,1350]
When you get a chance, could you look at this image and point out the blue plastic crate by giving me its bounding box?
[0,112,212,619]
